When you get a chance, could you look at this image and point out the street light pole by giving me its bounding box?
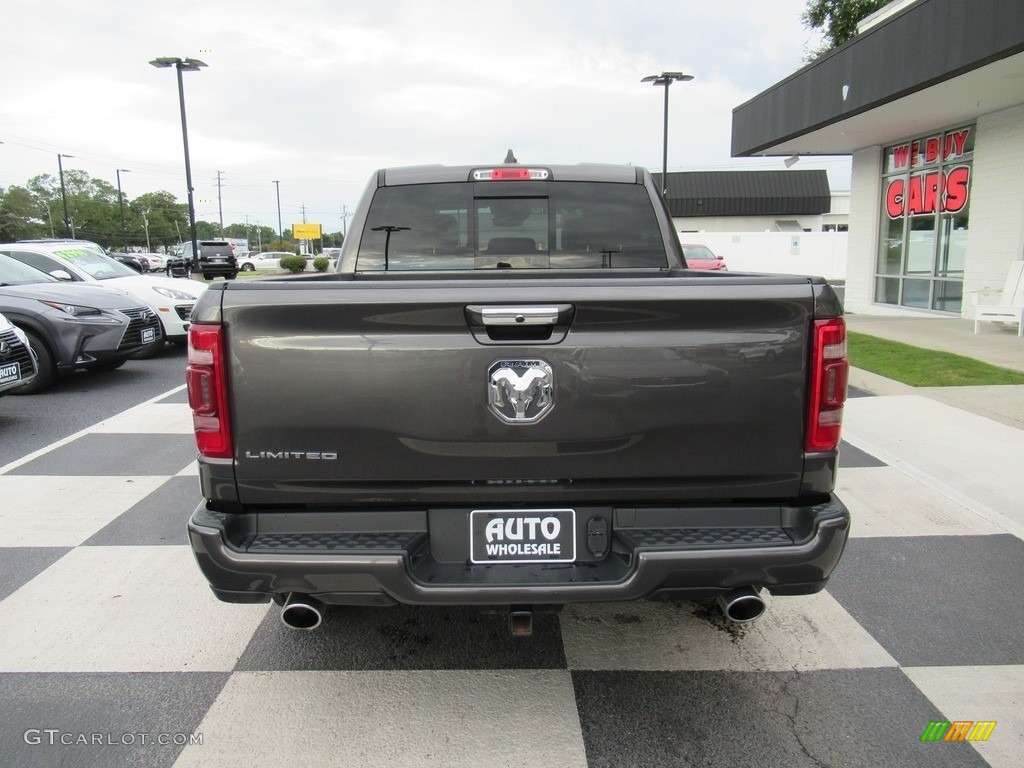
[150,56,207,269]
[116,168,130,252]
[273,180,282,242]
[57,153,74,237]
[641,71,694,195]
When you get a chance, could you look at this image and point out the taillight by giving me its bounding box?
[806,317,848,453]
[187,323,233,459]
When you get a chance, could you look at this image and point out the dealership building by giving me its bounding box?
[731,0,1024,316]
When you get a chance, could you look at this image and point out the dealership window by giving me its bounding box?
[876,125,973,312]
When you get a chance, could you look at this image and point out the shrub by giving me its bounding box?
[313,257,329,272]
[279,255,307,273]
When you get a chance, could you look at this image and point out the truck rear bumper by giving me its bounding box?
[188,496,850,606]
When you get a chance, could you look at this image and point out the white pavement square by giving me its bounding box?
[904,665,1024,768]
[0,546,269,672]
[837,466,1006,537]
[0,475,172,547]
[172,670,589,768]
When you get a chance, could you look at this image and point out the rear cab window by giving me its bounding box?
[355,180,668,271]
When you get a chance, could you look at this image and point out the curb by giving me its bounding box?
[847,367,914,396]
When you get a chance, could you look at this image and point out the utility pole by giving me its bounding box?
[216,170,224,236]
[57,153,74,237]
[116,168,130,252]
[273,180,282,241]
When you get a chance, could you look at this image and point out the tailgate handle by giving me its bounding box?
[480,306,561,326]
[465,304,575,344]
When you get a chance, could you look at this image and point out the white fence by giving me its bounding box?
[683,232,848,281]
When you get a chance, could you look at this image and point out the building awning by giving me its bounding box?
[731,0,1024,158]
[655,170,832,217]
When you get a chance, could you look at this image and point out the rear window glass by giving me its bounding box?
[355,181,667,271]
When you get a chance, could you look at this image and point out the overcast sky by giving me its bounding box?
[0,0,846,237]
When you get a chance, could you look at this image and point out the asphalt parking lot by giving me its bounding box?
[0,343,1021,767]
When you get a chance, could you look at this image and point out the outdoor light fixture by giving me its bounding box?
[57,153,74,237]
[785,155,801,168]
[641,71,694,195]
[150,56,207,267]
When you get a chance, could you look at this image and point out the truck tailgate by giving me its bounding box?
[219,276,816,506]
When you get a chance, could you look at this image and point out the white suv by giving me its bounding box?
[237,251,292,271]
[3,240,201,348]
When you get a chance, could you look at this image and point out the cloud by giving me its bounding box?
[1,0,847,232]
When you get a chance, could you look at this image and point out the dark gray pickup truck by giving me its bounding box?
[186,161,850,635]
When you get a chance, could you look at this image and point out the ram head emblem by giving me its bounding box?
[488,360,554,423]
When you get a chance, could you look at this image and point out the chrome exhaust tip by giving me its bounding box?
[280,593,323,631]
[717,586,766,624]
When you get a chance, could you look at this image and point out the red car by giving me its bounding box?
[681,243,728,271]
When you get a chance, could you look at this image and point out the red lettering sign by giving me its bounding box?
[890,127,971,170]
[884,167,971,218]
[948,129,968,159]
[944,166,970,213]
[886,178,905,218]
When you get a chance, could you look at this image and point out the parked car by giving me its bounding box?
[1,242,200,351]
[111,253,147,273]
[681,243,728,271]
[0,311,39,396]
[20,239,149,274]
[165,251,190,278]
[237,251,291,271]
[172,240,238,280]
[137,253,166,272]
[184,160,850,635]
[0,255,160,393]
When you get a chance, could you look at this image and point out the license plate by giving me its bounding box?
[0,361,21,386]
[470,509,576,564]
[142,328,157,344]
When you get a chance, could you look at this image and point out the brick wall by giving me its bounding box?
[963,104,1024,302]
[843,148,885,314]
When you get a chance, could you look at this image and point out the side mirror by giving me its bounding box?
[50,270,74,281]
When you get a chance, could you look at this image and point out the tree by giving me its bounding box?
[130,191,188,251]
[0,168,344,253]
[195,221,222,240]
[802,0,889,59]
[322,231,345,249]
[0,185,50,241]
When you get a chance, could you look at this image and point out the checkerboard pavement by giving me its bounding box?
[0,384,1021,767]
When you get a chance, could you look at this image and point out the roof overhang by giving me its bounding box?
[732,0,1024,157]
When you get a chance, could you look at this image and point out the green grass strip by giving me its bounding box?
[848,331,1024,387]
